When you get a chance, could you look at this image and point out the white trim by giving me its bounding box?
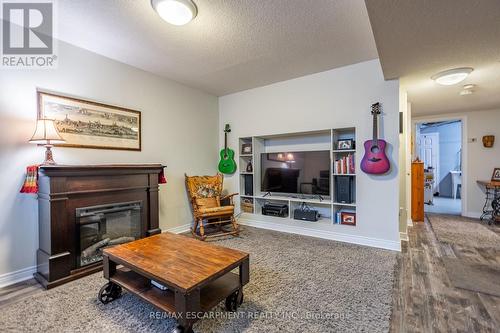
[412,115,467,217]
[400,232,409,242]
[0,265,37,289]
[163,223,191,234]
[464,211,482,219]
[407,218,413,226]
[238,217,401,252]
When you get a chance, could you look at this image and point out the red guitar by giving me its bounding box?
[360,102,390,175]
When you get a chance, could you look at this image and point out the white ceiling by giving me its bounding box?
[365,0,500,116]
[57,0,378,96]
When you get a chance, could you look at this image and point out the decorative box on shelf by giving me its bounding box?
[241,198,254,213]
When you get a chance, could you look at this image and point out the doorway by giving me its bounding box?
[416,120,463,215]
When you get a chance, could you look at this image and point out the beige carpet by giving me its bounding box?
[427,214,500,249]
[0,227,397,333]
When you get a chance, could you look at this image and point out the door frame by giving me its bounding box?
[417,132,440,194]
[411,115,467,216]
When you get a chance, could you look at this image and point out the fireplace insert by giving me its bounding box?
[76,201,142,267]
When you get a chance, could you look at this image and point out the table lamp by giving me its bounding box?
[29,118,66,165]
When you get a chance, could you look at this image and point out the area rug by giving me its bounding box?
[443,258,500,297]
[427,214,500,249]
[0,227,397,333]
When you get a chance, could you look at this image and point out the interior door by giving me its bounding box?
[418,133,440,194]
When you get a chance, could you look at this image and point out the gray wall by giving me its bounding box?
[421,121,462,197]
[0,41,219,279]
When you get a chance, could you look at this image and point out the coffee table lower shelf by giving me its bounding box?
[110,267,241,313]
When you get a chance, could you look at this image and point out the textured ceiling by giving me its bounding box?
[56,0,378,96]
[365,0,500,115]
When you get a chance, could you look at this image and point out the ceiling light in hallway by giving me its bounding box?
[431,67,473,86]
[151,0,197,26]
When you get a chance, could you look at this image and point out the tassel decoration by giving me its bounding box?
[20,165,39,193]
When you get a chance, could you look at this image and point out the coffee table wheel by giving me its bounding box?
[98,282,122,304]
[171,325,193,333]
[225,289,243,311]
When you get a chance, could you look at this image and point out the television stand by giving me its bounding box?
[262,191,272,197]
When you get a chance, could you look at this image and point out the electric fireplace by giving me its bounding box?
[35,164,163,289]
[77,201,142,267]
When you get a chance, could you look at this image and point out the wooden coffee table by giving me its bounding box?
[98,232,249,333]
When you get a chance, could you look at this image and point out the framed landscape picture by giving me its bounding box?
[37,91,141,151]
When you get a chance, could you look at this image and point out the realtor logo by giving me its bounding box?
[1,0,57,68]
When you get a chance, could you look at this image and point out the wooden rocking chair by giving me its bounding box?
[185,173,239,240]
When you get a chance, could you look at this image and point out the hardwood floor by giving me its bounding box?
[0,278,43,309]
[1,217,499,332]
[391,216,500,332]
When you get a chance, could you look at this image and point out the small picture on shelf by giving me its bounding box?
[241,144,252,155]
[341,211,356,225]
[492,168,500,182]
[337,139,355,150]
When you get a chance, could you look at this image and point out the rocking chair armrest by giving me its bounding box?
[221,193,238,204]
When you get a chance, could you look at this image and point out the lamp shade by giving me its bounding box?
[29,119,65,145]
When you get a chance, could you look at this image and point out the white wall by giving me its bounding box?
[398,90,411,235]
[219,59,401,247]
[0,41,219,279]
[413,109,500,217]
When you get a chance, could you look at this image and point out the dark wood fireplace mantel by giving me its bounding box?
[35,164,163,289]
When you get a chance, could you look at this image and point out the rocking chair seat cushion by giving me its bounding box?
[198,205,234,217]
[195,197,220,209]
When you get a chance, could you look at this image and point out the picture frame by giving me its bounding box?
[337,139,354,150]
[241,143,252,155]
[37,91,141,151]
[267,152,286,162]
[340,212,356,226]
[492,168,500,182]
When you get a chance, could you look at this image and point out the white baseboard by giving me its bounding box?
[464,211,482,219]
[400,232,409,242]
[164,223,191,234]
[238,218,401,252]
[0,265,37,289]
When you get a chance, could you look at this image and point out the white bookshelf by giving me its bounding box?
[238,127,357,228]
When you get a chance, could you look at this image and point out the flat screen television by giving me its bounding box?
[261,151,330,195]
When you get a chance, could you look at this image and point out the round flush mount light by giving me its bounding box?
[431,67,473,86]
[151,0,197,26]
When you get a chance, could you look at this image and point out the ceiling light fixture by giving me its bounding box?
[151,0,197,26]
[431,67,473,86]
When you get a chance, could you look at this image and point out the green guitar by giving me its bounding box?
[218,124,237,174]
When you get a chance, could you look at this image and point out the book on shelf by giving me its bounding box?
[334,154,355,174]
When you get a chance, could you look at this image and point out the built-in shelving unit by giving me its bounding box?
[237,128,357,229]
[331,128,356,224]
[239,137,255,213]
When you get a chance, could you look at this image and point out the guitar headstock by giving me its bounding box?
[224,124,231,133]
[371,102,381,115]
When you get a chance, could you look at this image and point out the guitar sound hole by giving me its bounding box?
[370,146,380,153]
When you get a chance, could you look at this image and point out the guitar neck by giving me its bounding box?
[224,132,228,152]
[372,113,378,143]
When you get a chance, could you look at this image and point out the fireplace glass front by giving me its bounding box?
[76,201,142,267]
